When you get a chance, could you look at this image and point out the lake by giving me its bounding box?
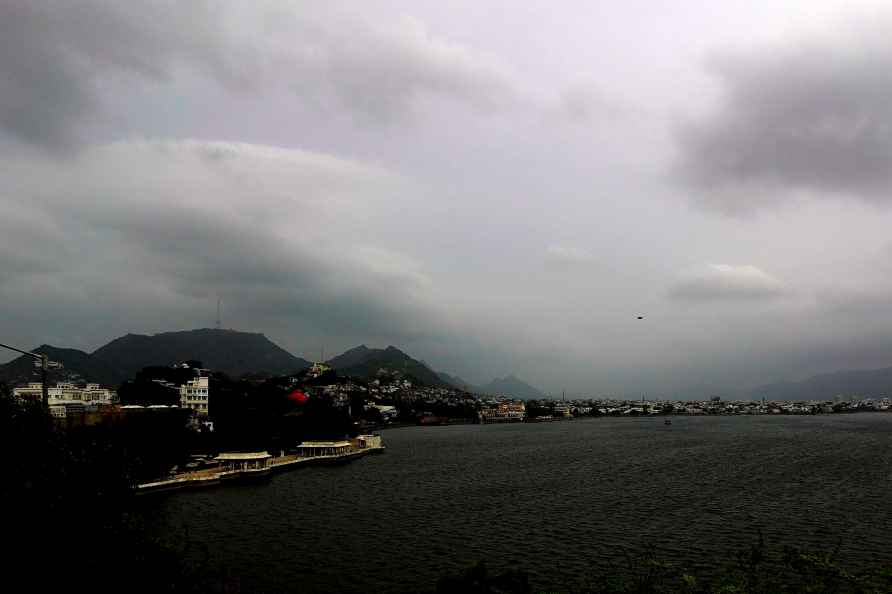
[146,414,892,592]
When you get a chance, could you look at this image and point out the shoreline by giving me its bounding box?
[136,445,385,495]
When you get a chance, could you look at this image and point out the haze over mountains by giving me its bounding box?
[0,328,548,397]
[750,367,892,401]
[5,327,887,400]
[476,375,546,399]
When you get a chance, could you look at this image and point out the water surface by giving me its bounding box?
[148,414,892,592]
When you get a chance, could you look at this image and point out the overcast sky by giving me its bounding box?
[4,0,892,396]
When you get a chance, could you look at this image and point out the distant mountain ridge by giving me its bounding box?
[0,329,311,387]
[327,345,450,387]
[477,375,545,398]
[0,345,122,387]
[437,371,479,392]
[92,329,310,380]
[751,365,892,401]
[2,330,549,397]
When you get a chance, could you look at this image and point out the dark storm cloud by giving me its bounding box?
[8,0,892,395]
[0,1,246,150]
[0,2,515,151]
[668,265,785,302]
[0,140,440,349]
[677,23,892,211]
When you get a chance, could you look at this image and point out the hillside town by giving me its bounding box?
[10,360,892,429]
[5,336,892,506]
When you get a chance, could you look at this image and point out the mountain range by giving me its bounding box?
[23,326,880,400]
[475,374,546,398]
[751,365,892,401]
[0,329,311,387]
[93,329,311,380]
[322,347,547,396]
[0,345,122,387]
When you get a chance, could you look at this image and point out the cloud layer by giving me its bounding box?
[1,140,445,346]
[0,1,248,150]
[545,245,594,264]
[0,2,518,151]
[5,1,892,395]
[669,265,785,302]
[677,17,892,212]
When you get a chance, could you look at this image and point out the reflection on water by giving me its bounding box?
[147,414,892,593]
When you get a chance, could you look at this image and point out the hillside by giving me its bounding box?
[326,345,377,370]
[92,329,311,380]
[0,329,311,387]
[478,375,545,398]
[327,345,450,387]
[0,345,123,386]
[751,365,892,401]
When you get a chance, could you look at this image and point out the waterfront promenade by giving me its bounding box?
[137,436,384,494]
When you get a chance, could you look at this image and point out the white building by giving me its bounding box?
[179,369,210,416]
[480,400,526,423]
[13,382,116,405]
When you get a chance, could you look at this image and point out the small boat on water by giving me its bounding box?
[664,418,672,426]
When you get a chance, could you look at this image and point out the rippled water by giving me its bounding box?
[147,414,892,593]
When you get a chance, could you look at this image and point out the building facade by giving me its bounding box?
[179,369,210,416]
[480,400,526,423]
[13,382,116,405]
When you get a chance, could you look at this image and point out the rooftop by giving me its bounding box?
[216,452,272,461]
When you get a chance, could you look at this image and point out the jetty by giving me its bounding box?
[137,434,384,494]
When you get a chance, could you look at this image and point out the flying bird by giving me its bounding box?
[637,316,644,320]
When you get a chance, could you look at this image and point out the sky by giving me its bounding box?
[4,0,892,396]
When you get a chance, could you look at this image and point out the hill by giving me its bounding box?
[0,345,123,386]
[92,329,311,380]
[326,345,376,370]
[0,329,311,387]
[327,345,450,387]
[478,375,545,398]
[751,365,892,401]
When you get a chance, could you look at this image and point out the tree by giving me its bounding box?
[2,383,205,592]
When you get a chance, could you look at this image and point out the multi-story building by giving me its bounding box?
[179,369,210,416]
[480,399,526,423]
[13,382,116,404]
